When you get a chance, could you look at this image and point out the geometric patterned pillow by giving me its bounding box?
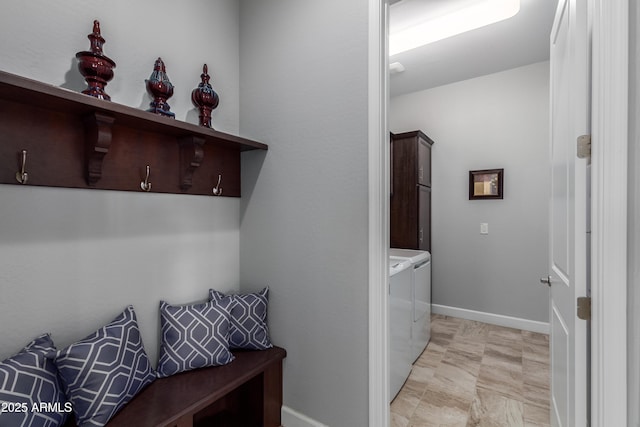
[0,334,70,427]
[52,306,155,427]
[209,287,273,350]
[156,297,235,378]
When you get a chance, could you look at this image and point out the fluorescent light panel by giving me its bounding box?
[389,0,520,56]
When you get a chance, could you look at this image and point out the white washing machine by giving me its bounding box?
[389,257,412,401]
[390,248,431,363]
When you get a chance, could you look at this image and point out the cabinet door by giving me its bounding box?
[417,137,431,187]
[418,185,431,252]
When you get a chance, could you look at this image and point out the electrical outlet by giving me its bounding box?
[480,223,489,234]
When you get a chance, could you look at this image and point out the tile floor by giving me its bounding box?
[391,314,550,427]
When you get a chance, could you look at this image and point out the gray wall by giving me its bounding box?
[390,62,550,322]
[238,0,371,425]
[0,0,242,363]
[628,1,640,425]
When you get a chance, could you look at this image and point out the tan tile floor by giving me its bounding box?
[391,314,550,427]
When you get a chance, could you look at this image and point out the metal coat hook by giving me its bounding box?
[15,149,28,184]
[140,165,152,192]
[212,174,223,196]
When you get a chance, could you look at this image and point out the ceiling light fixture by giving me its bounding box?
[389,0,521,56]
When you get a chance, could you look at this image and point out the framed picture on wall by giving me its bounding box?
[469,168,504,200]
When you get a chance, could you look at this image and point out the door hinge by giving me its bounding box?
[577,135,591,159]
[577,296,591,320]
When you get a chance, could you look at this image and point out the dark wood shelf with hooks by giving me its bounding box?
[0,70,267,197]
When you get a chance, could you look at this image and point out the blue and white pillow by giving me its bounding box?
[52,306,155,427]
[156,297,235,378]
[209,287,273,350]
[0,334,69,427]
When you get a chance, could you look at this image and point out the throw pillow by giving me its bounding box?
[209,287,273,350]
[0,334,70,427]
[52,306,155,426]
[156,297,235,378]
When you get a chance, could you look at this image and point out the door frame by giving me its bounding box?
[367,0,629,426]
[368,1,390,426]
[590,0,628,425]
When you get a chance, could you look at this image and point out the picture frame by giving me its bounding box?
[469,168,504,200]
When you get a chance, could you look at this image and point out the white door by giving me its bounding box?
[548,0,590,426]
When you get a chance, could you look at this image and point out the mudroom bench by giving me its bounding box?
[63,346,287,427]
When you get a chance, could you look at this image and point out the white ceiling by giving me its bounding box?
[389,0,557,97]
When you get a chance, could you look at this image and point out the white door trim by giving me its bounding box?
[590,1,629,426]
[368,0,390,426]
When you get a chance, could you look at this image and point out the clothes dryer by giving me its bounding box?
[389,257,412,401]
[390,248,431,363]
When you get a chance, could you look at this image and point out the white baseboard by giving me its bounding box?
[431,304,549,334]
[281,406,329,427]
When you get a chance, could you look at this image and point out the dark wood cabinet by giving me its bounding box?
[417,185,431,251]
[391,130,434,252]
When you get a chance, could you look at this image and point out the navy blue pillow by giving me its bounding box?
[156,297,235,378]
[0,334,70,427]
[209,287,273,350]
[52,306,155,426]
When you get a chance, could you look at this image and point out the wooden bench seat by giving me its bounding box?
[63,346,286,427]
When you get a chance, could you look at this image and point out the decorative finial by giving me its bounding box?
[202,65,210,83]
[146,58,175,118]
[89,20,105,54]
[191,64,219,128]
[75,20,116,100]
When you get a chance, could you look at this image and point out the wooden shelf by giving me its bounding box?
[0,71,267,197]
